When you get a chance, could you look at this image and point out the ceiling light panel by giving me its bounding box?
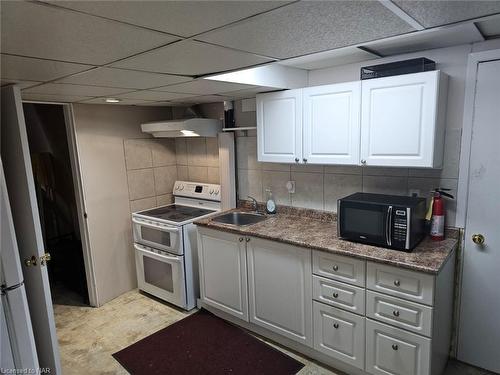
[363,23,484,57]
[278,47,379,70]
[393,1,500,28]
[56,67,192,89]
[111,40,274,76]
[115,91,196,101]
[23,83,131,97]
[49,1,292,37]
[197,1,415,59]
[1,54,93,82]
[476,16,500,39]
[79,97,157,105]
[153,79,255,95]
[0,1,179,65]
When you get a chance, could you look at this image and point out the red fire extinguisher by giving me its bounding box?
[427,188,454,241]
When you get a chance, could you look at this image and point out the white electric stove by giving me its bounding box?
[132,181,221,310]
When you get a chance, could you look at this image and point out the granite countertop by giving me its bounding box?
[195,206,459,274]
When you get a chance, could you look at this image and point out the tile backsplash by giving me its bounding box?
[175,137,219,185]
[124,136,220,213]
[235,102,460,227]
[124,138,177,212]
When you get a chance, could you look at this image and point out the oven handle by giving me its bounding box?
[134,244,182,262]
[386,206,393,247]
[132,217,181,233]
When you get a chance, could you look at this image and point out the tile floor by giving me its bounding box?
[53,289,494,375]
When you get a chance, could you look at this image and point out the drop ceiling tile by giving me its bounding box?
[476,16,500,38]
[278,47,379,70]
[1,80,42,89]
[22,93,91,103]
[363,23,484,57]
[197,1,415,59]
[0,1,179,65]
[78,97,158,106]
[393,1,500,28]
[23,83,131,97]
[115,91,195,101]
[1,54,93,82]
[49,1,292,37]
[56,67,192,89]
[153,79,255,95]
[111,40,274,76]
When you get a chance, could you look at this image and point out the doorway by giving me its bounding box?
[457,56,500,372]
[22,103,89,306]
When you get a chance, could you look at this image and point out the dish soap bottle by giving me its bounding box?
[265,188,276,214]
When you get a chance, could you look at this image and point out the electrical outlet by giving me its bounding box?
[409,189,420,197]
[286,181,295,194]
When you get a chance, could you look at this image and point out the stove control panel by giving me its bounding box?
[173,181,221,201]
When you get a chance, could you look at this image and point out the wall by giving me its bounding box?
[72,104,172,305]
[236,44,473,227]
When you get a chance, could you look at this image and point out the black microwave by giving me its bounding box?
[337,193,426,251]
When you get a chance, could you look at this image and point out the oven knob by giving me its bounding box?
[210,189,214,194]
[179,185,184,190]
[215,190,219,194]
[175,185,179,190]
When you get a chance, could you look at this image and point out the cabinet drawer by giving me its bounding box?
[313,275,365,315]
[313,251,365,287]
[366,319,431,375]
[313,301,365,370]
[366,291,433,337]
[366,262,434,305]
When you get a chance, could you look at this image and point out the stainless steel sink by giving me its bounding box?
[212,212,268,226]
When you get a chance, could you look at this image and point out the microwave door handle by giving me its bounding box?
[386,206,393,246]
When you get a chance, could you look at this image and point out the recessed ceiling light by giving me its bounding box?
[105,98,121,103]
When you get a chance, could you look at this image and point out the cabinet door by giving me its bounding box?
[366,319,431,375]
[247,237,313,346]
[360,71,447,168]
[257,89,302,163]
[197,228,248,321]
[303,82,361,165]
[313,301,365,370]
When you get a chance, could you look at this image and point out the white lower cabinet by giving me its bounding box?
[366,319,431,375]
[197,228,249,321]
[313,301,365,370]
[247,237,313,346]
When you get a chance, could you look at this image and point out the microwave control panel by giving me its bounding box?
[392,208,409,244]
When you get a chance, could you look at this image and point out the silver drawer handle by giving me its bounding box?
[394,279,401,287]
[239,237,244,242]
[333,323,339,329]
[393,310,400,317]
[392,344,398,351]
[333,265,339,271]
[332,292,339,298]
[245,238,250,242]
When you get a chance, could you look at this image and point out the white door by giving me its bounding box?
[197,228,248,321]
[458,59,500,373]
[246,237,312,346]
[257,89,302,163]
[360,71,447,168]
[303,82,361,165]
[0,86,61,373]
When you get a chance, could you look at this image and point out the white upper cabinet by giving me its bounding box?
[360,71,448,168]
[257,89,302,163]
[303,82,361,165]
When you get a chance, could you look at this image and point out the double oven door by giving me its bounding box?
[134,243,186,307]
[132,216,186,307]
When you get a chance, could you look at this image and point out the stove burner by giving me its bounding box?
[137,204,215,223]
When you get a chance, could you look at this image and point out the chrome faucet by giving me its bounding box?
[247,196,258,212]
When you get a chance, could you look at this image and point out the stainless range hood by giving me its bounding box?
[141,118,222,138]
